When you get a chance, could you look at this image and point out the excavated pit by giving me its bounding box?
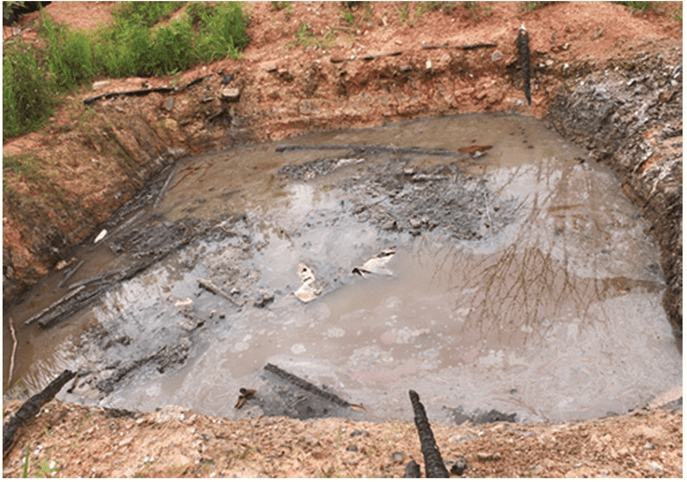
[4,112,681,425]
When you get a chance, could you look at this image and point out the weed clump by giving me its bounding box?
[3,1,250,139]
[3,41,56,137]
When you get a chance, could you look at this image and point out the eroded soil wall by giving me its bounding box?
[545,41,682,334]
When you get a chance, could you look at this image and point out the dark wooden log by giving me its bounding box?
[517,26,532,106]
[459,42,498,50]
[83,87,175,105]
[409,390,449,478]
[57,260,84,289]
[264,363,350,408]
[275,143,468,158]
[3,370,76,455]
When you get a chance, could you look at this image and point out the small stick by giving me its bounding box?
[458,42,498,50]
[57,260,84,289]
[197,279,242,306]
[153,164,177,209]
[8,317,17,382]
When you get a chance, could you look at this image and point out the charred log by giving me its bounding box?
[409,389,449,478]
[3,370,76,455]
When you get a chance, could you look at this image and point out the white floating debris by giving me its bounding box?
[294,262,324,303]
[352,247,396,277]
[291,343,307,355]
[174,297,193,307]
[94,229,107,244]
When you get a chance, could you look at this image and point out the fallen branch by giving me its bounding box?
[276,143,468,158]
[8,317,17,382]
[184,74,212,90]
[57,260,84,289]
[331,51,402,63]
[421,42,497,50]
[153,164,177,210]
[197,278,242,306]
[3,370,76,456]
[24,286,85,326]
[409,390,449,478]
[458,42,498,50]
[83,86,175,105]
[264,363,350,408]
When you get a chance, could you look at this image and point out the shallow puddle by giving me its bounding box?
[4,113,680,424]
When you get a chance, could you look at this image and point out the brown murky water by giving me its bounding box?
[4,113,680,424]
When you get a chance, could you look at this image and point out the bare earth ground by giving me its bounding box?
[1,399,682,478]
[2,1,683,478]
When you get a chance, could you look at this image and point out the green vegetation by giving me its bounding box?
[270,1,291,11]
[395,1,457,26]
[519,1,554,12]
[22,442,30,478]
[393,3,415,25]
[341,3,356,25]
[111,1,181,27]
[288,23,336,50]
[34,459,62,478]
[420,1,457,15]
[3,40,57,137]
[612,1,653,12]
[673,6,682,23]
[3,1,250,138]
[463,1,493,19]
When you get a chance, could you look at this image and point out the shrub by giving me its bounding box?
[3,40,55,138]
[152,17,194,75]
[112,1,185,27]
[41,15,95,91]
[193,2,249,63]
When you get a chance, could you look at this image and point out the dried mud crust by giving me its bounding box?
[1,399,682,478]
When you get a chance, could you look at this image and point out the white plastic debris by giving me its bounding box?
[352,247,396,277]
[93,229,107,244]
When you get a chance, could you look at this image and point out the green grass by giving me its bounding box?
[520,1,554,12]
[673,6,682,23]
[270,1,291,12]
[3,40,57,138]
[288,23,336,50]
[192,2,250,63]
[3,1,250,139]
[612,1,653,12]
[394,3,414,25]
[341,3,356,25]
[112,1,183,27]
[394,1,455,26]
[420,1,457,15]
[22,442,30,478]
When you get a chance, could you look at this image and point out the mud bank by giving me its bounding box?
[2,398,682,478]
[546,39,682,336]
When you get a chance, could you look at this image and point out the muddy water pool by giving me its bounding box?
[4,113,681,424]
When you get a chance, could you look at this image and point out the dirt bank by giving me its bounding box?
[2,1,682,478]
[2,398,682,478]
